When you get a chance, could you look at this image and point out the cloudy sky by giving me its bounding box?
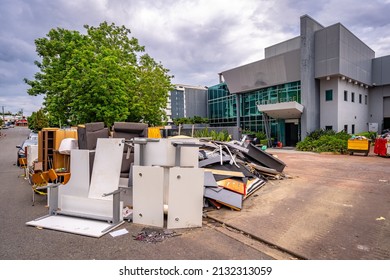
[1,0,390,116]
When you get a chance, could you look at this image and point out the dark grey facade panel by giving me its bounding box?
[222,49,300,94]
[384,97,390,118]
[315,23,374,84]
[265,36,300,58]
[372,55,390,86]
[184,88,207,118]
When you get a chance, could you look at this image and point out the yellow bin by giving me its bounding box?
[347,138,371,156]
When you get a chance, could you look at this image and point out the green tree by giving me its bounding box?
[24,22,172,127]
[28,109,50,132]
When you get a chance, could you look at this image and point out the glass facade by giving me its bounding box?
[207,83,237,127]
[208,81,301,142]
[171,89,185,119]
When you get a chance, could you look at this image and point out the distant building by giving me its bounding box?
[15,116,28,126]
[166,84,208,124]
[208,15,390,146]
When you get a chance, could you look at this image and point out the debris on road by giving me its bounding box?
[199,139,287,211]
[133,228,181,243]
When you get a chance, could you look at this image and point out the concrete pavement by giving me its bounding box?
[207,147,390,259]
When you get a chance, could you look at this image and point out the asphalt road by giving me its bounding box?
[2,127,389,261]
[0,127,275,260]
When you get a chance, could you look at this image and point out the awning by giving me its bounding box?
[257,101,304,119]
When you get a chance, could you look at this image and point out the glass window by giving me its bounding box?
[344,90,348,101]
[325,90,333,101]
[365,95,368,105]
[352,124,355,134]
[325,126,333,130]
[359,94,362,104]
[351,92,355,102]
[344,125,348,133]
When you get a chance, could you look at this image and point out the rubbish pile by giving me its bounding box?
[199,139,286,211]
[23,122,288,236]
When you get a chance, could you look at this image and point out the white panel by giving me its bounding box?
[167,167,204,229]
[58,149,90,200]
[134,138,199,167]
[26,215,123,238]
[26,145,38,167]
[132,166,164,227]
[60,195,114,219]
[88,138,124,200]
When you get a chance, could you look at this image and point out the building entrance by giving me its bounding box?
[384,118,390,131]
[285,122,299,146]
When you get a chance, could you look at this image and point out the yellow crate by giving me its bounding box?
[147,127,162,138]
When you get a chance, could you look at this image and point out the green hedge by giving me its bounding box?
[296,129,350,154]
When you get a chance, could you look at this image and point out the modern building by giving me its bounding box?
[166,84,208,124]
[208,15,390,146]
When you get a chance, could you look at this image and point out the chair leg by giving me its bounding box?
[32,187,35,206]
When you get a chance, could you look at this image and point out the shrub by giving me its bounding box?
[306,128,336,141]
[194,128,231,141]
[296,129,350,154]
[357,131,377,141]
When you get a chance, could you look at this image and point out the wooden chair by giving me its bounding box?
[18,158,28,178]
[30,169,70,206]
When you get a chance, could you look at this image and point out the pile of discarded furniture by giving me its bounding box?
[199,139,286,211]
[24,122,287,237]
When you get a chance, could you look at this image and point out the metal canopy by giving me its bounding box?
[257,101,304,119]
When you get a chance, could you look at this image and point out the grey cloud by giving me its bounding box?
[2,0,390,115]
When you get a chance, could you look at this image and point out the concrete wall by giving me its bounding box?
[320,77,369,133]
[337,79,369,133]
[300,15,324,139]
[319,78,339,130]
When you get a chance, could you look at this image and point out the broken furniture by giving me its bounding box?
[38,128,78,172]
[26,138,125,238]
[112,122,148,179]
[30,167,66,206]
[77,122,109,179]
[132,137,204,229]
[77,122,108,150]
[200,140,280,210]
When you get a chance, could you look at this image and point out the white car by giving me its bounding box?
[28,132,39,141]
